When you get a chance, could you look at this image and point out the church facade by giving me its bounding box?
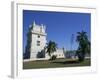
[25,22,65,60]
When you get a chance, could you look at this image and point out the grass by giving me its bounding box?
[23,58,91,69]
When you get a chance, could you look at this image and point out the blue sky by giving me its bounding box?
[23,10,91,52]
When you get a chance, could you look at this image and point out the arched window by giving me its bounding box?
[38,35,40,38]
[37,41,40,46]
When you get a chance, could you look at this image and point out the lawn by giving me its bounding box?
[23,58,91,69]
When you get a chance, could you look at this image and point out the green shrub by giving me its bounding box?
[51,55,57,60]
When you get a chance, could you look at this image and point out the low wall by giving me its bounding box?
[23,58,49,62]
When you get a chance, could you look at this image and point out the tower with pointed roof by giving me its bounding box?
[25,21,47,59]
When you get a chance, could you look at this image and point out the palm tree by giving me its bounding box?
[46,41,57,59]
[76,30,90,62]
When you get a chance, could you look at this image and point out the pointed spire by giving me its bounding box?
[31,21,36,30]
[43,25,46,30]
[33,20,36,26]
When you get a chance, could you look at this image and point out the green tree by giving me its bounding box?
[76,30,90,62]
[46,41,57,59]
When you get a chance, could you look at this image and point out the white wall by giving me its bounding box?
[0,0,100,80]
[30,25,47,58]
[52,49,65,58]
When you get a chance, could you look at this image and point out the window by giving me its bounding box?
[38,35,40,38]
[37,41,40,46]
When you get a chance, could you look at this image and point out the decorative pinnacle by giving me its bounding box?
[33,21,36,26]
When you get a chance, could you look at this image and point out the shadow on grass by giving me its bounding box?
[51,60,79,64]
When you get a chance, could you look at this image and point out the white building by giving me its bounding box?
[25,22,65,60]
[51,49,65,58]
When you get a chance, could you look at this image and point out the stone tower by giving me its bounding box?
[25,21,47,59]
